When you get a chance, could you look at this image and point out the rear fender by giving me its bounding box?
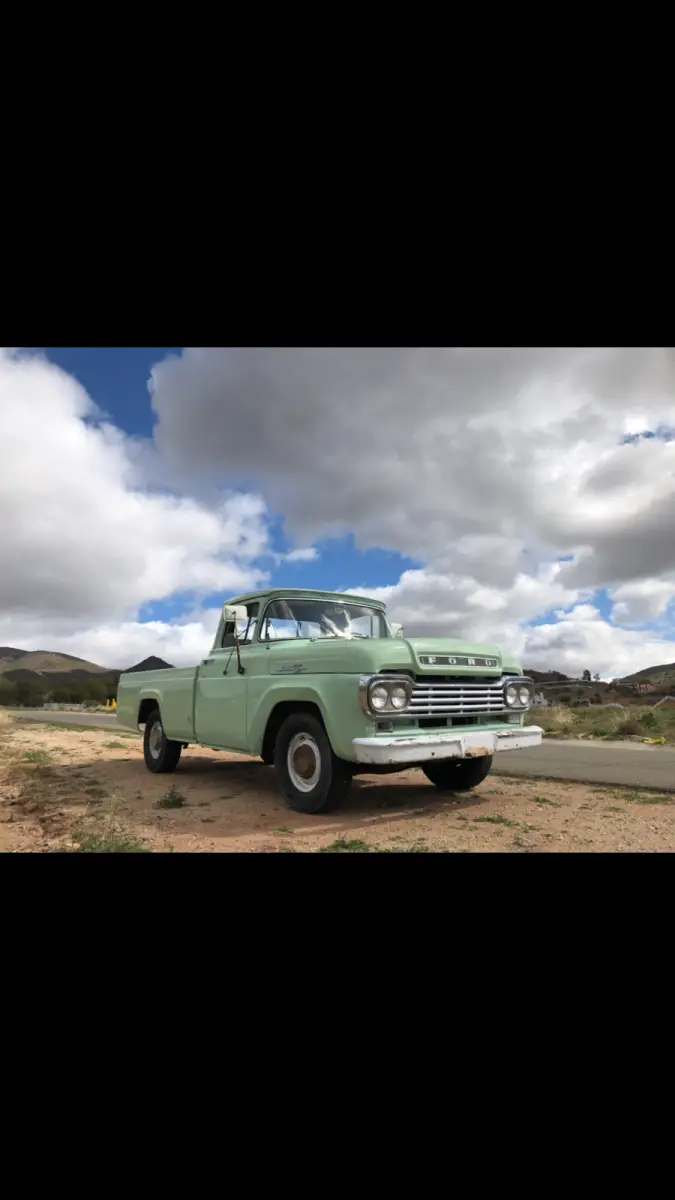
[136,690,162,724]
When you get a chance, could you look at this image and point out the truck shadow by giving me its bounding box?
[61,751,494,841]
[177,755,490,820]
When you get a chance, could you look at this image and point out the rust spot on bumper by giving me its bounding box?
[464,746,492,757]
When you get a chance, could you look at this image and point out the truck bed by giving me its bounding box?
[116,666,197,741]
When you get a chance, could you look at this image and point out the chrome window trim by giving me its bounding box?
[257,596,390,644]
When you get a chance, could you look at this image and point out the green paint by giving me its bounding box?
[117,588,530,766]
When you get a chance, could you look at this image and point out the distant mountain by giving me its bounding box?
[122,656,174,673]
[0,650,109,676]
[0,645,178,708]
[619,662,675,687]
[0,647,26,665]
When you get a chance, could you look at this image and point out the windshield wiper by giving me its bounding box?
[309,633,368,641]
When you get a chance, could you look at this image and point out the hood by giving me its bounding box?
[268,636,506,677]
[402,638,502,674]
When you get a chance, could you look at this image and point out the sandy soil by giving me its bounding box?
[1,712,675,853]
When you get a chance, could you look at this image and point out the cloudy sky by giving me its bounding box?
[2,345,675,678]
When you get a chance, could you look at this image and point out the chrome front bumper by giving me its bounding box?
[351,725,543,766]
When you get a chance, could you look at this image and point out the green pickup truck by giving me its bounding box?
[116,588,542,814]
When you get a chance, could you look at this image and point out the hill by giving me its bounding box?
[524,668,571,683]
[0,650,109,676]
[0,647,26,669]
[619,662,675,687]
[122,656,174,673]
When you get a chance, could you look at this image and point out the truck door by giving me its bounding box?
[193,606,258,751]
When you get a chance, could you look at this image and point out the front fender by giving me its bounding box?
[247,676,369,760]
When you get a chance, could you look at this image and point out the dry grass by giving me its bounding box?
[525,704,675,742]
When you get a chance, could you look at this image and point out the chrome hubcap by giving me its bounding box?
[148,721,164,759]
[287,733,321,793]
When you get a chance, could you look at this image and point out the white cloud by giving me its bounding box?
[146,347,675,591]
[284,546,319,563]
[521,606,675,680]
[5,345,675,679]
[0,609,224,670]
[609,578,675,626]
[268,546,320,566]
[0,347,270,636]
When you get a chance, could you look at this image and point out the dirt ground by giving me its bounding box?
[2,712,675,852]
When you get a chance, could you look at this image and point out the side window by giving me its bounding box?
[221,621,236,649]
[241,603,259,643]
[220,603,259,649]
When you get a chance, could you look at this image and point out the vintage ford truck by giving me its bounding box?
[116,588,542,814]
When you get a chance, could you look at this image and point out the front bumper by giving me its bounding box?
[351,725,543,766]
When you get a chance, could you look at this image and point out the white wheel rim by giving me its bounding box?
[149,721,164,759]
[287,732,321,793]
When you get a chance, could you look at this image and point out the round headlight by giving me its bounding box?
[505,684,519,706]
[518,686,531,706]
[370,685,389,711]
[390,685,408,710]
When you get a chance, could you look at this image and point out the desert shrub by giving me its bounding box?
[615,718,642,736]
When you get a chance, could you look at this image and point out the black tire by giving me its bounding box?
[423,756,493,792]
[143,707,182,774]
[260,749,274,765]
[274,712,352,814]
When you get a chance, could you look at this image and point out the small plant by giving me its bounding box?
[641,711,659,731]
[375,845,435,853]
[320,838,371,853]
[154,786,187,809]
[23,749,53,765]
[512,833,534,849]
[615,718,642,737]
[67,804,150,853]
[70,830,150,852]
[273,825,294,834]
[629,792,674,805]
[530,795,561,807]
[103,741,125,749]
[474,814,519,827]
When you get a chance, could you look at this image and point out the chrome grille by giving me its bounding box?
[408,676,506,716]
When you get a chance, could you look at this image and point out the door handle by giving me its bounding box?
[202,657,214,665]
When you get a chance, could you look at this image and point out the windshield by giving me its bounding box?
[261,598,389,641]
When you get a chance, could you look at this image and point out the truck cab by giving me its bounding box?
[117,588,542,814]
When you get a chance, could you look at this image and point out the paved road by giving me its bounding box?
[5,709,130,731]
[5,711,675,791]
[493,739,675,792]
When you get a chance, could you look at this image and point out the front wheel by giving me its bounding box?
[143,708,182,774]
[423,756,493,792]
[274,713,352,814]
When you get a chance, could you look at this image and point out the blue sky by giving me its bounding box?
[44,348,418,617]
[6,346,675,676]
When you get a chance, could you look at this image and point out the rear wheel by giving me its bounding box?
[423,756,493,792]
[274,712,352,814]
[143,708,182,774]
